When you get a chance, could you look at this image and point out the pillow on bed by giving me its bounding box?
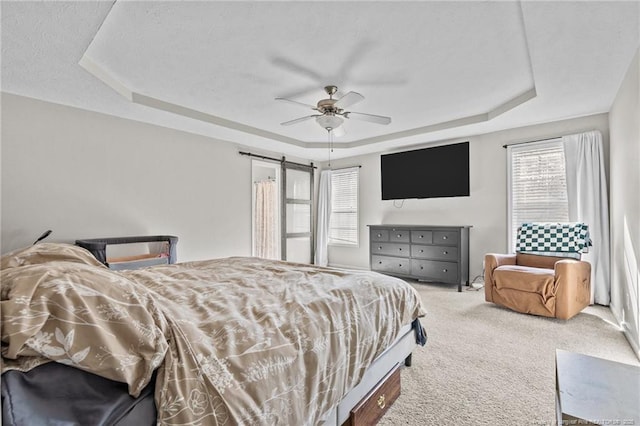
[1,259,168,397]
[1,243,106,270]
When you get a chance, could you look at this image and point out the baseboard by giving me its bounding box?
[610,304,640,361]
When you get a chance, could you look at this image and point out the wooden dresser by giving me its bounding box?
[368,225,471,292]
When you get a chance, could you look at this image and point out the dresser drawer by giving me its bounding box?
[433,231,458,245]
[348,366,401,426]
[410,230,433,244]
[370,229,389,242]
[411,259,459,282]
[371,242,410,257]
[388,229,410,243]
[372,255,411,275]
[411,245,458,261]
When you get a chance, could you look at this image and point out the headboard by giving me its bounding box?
[75,235,178,270]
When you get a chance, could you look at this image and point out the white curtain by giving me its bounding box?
[563,130,611,305]
[254,180,279,260]
[314,170,332,266]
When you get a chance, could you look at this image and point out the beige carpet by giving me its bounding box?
[379,281,639,426]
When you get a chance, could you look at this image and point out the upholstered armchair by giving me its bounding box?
[484,223,592,320]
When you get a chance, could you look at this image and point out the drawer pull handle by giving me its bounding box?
[420,249,424,253]
[377,394,386,409]
[419,235,423,238]
[378,261,382,264]
[396,234,402,238]
[443,236,448,240]
[420,266,424,270]
[377,233,382,237]
[443,251,448,255]
[398,264,403,267]
[443,269,448,272]
[378,246,382,250]
[398,248,402,251]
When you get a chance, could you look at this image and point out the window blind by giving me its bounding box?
[508,141,569,251]
[329,167,359,246]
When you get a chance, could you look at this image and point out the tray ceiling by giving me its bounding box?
[2,1,638,161]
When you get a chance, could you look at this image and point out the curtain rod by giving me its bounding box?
[238,151,317,169]
[330,165,362,169]
[502,136,562,149]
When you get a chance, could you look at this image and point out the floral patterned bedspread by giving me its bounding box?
[1,243,426,425]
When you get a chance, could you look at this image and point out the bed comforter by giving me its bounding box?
[1,243,426,425]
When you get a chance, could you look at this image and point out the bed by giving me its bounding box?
[1,242,427,425]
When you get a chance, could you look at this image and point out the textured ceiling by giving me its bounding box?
[2,1,638,161]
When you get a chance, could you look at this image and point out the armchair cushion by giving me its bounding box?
[493,265,556,317]
[494,265,555,294]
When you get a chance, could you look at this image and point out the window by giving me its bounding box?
[508,140,569,251]
[329,167,359,246]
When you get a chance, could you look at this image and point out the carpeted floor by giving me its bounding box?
[379,281,639,426]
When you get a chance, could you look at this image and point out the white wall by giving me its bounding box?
[0,93,287,261]
[0,92,617,291]
[609,48,640,358]
[322,114,610,281]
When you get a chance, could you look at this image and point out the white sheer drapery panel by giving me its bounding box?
[563,130,611,305]
[314,170,332,266]
[254,180,279,260]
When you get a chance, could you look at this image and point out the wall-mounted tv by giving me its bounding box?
[381,142,470,200]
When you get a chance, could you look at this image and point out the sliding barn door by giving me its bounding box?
[281,161,314,263]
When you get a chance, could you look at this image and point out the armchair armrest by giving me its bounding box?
[484,253,516,302]
[554,260,591,320]
[486,253,517,269]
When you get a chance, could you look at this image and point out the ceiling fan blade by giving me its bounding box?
[272,57,323,82]
[276,85,323,100]
[275,97,317,110]
[345,111,391,125]
[337,40,375,80]
[280,115,319,126]
[334,91,364,109]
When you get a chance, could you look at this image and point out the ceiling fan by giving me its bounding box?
[276,85,391,136]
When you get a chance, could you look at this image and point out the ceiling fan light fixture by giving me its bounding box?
[316,114,344,131]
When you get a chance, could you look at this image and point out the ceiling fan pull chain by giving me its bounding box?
[328,129,333,168]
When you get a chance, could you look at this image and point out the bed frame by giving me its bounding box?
[73,235,423,425]
[324,323,418,425]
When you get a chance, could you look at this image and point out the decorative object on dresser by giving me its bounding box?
[369,225,471,292]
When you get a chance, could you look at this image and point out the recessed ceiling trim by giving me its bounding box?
[131,93,307,148]
[487,87,537,120]
[78,55,132,101]
[329,87,538,149]
[80,53,308,148]
[80,0,537,152]
[82,50,538,150]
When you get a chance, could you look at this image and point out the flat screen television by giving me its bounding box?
[381,142,470,200]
